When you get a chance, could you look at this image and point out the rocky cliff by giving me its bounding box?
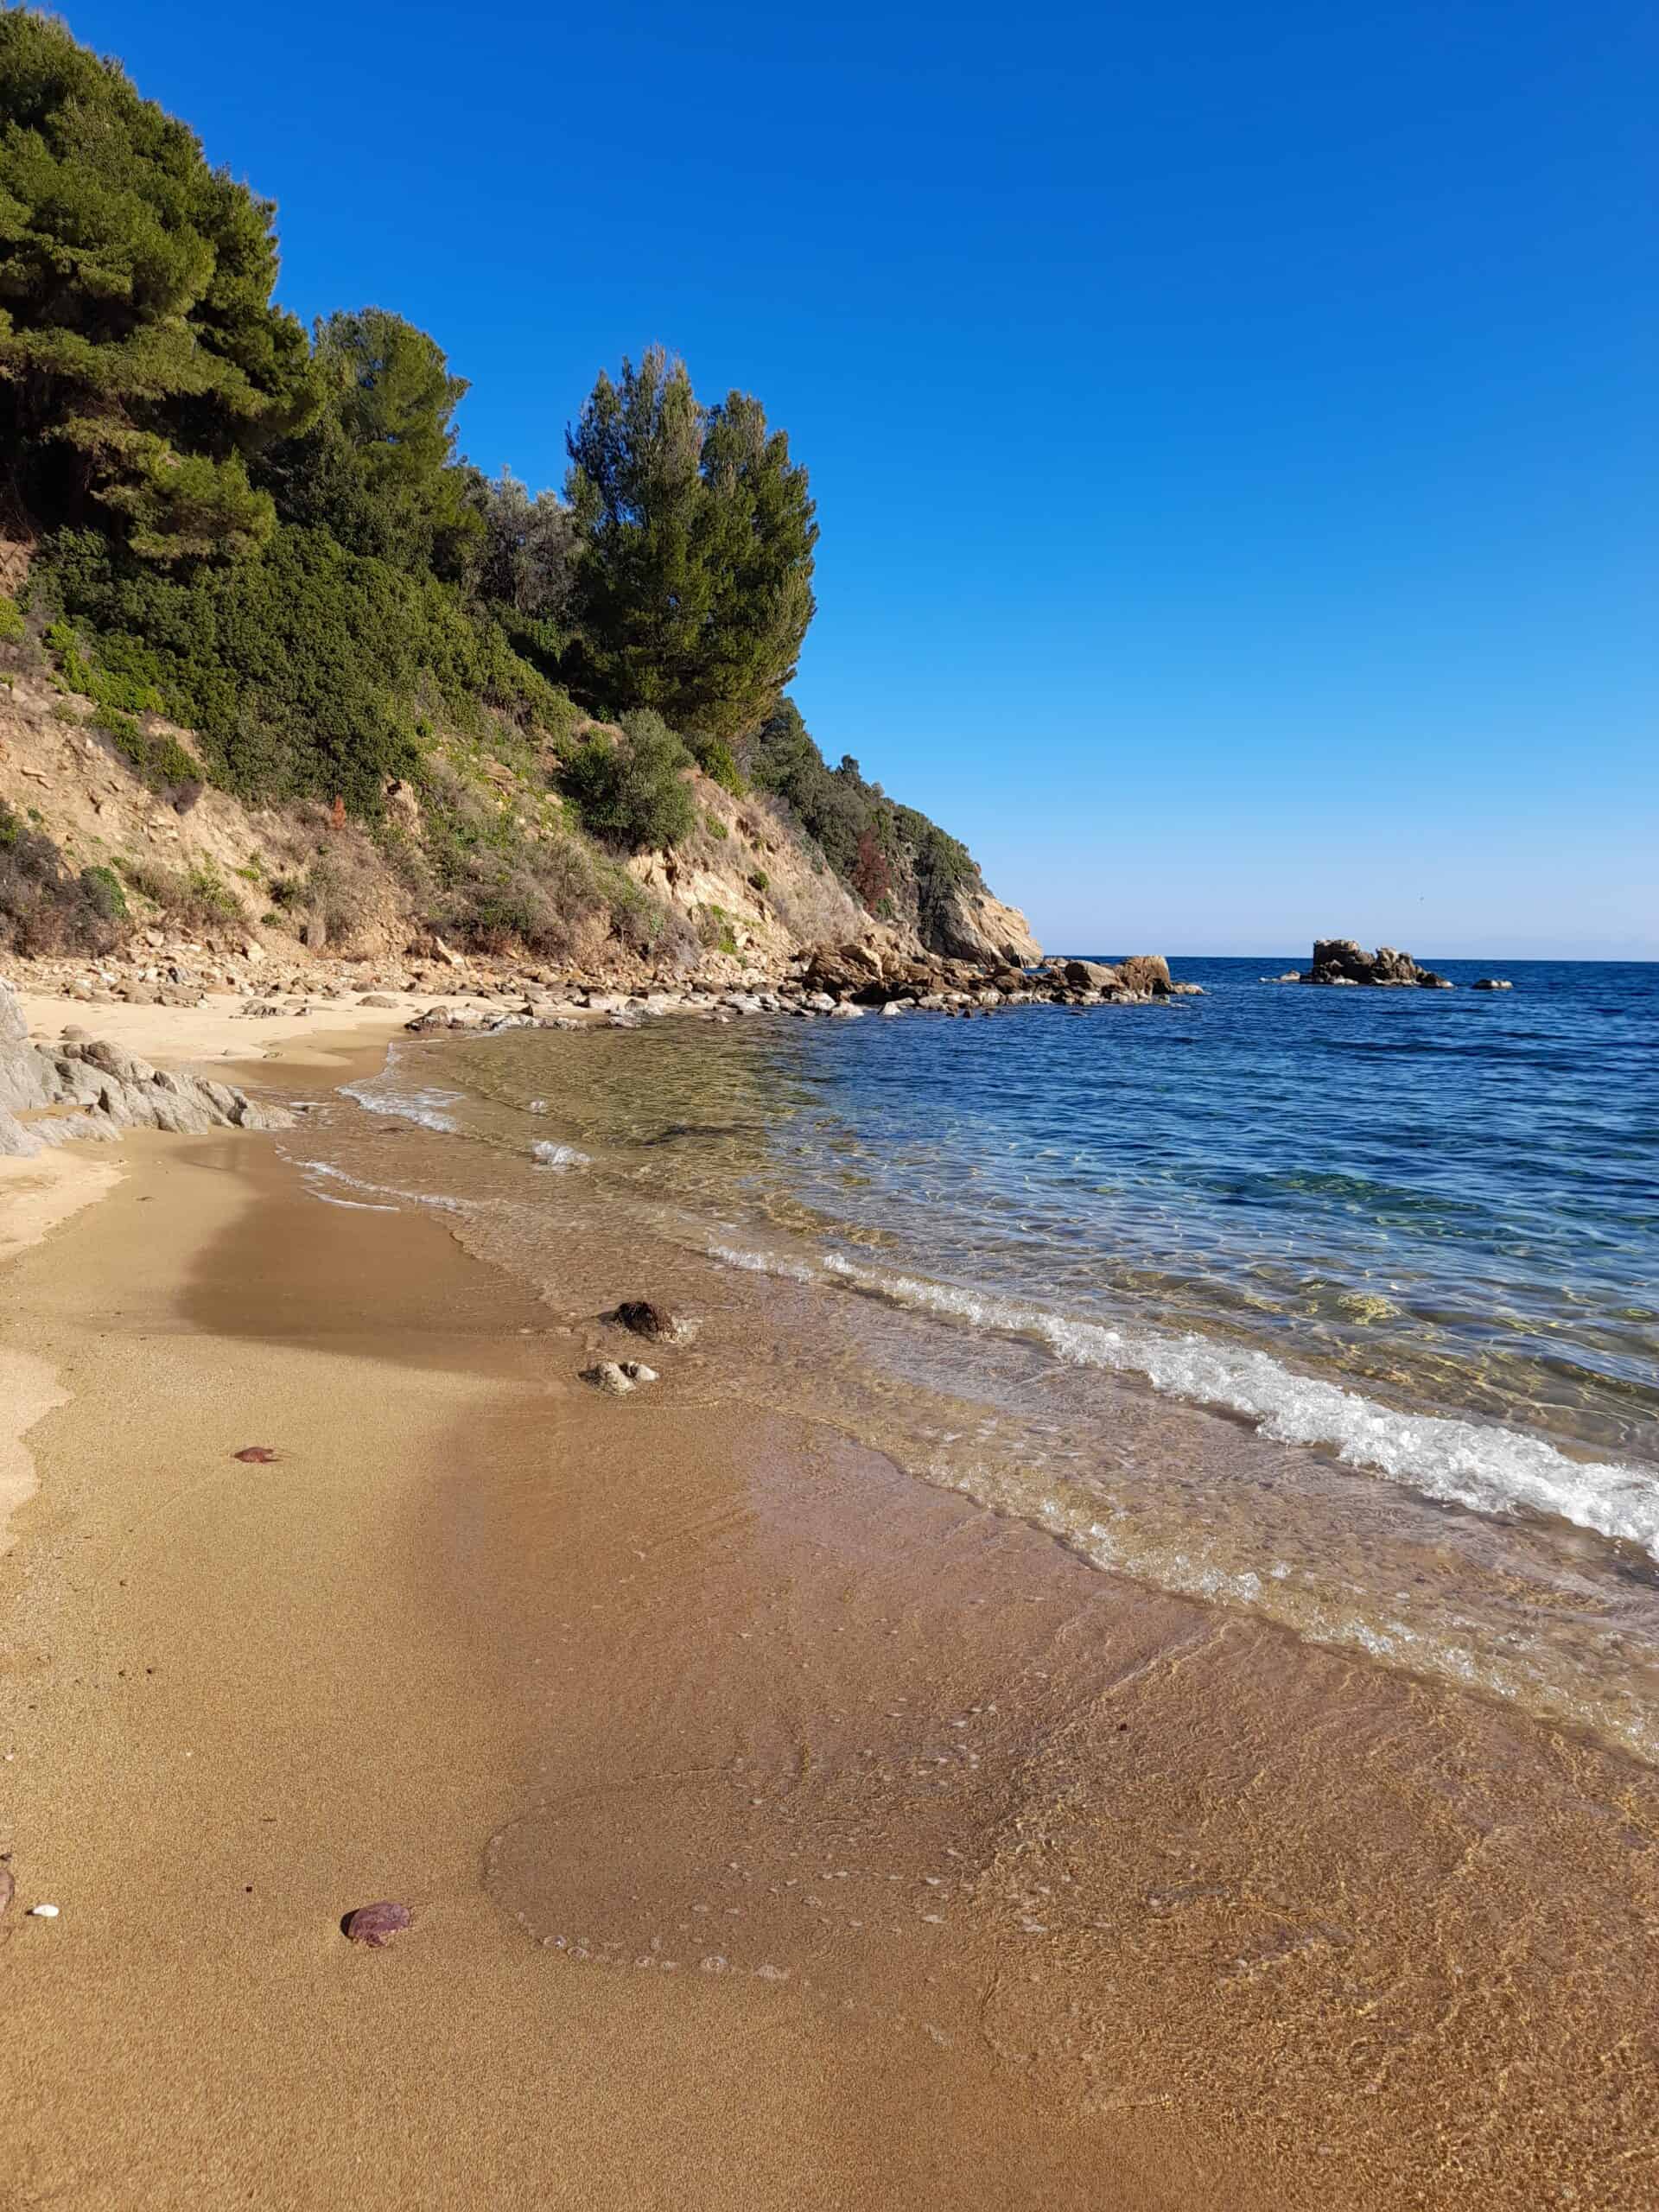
[0,656,1039,990]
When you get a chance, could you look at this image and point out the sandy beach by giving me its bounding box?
[2,999,1656,2209]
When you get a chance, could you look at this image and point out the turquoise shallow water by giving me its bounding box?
[302,956,1659,1758]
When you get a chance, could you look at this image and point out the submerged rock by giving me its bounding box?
[609,1300,689,1344]
[1472,977,1513,990]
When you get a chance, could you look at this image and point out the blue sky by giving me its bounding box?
[62,0,1656,955]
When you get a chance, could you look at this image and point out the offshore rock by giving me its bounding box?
[1306,940,1449,988]
[1062,959,1121,990]
[1117,955,1173,998]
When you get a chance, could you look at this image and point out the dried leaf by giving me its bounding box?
[232,1446,280,1464]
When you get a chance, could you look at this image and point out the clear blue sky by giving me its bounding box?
[61,0,1657,956]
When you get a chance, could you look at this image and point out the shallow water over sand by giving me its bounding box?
[292,971,1659,1762]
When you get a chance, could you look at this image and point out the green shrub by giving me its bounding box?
[120,855,239,929]
[0,595,24,643]
[748,868,769,894]
[35,526,581,817]
[0,799,129,954]
[561,709,695,853]
[79,864,128,920]
[696,902,738,956]
[705,811,728,840]
[92,703,203,795]
[689,732,747,796]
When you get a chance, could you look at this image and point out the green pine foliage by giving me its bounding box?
[0,11,316,563]
[747,698,980,926]
[563,348,817,741]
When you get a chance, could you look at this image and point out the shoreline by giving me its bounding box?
[2,1007,1656,2206]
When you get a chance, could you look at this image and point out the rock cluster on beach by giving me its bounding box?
[0,978,292,1157]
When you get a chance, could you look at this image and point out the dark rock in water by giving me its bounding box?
[610,1300,683,1344]
[1306,939,1448,989]
[344,1900,411,1948]
[1472,977,1513,990]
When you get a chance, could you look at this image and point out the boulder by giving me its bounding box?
[1117,955,1172,997]
[1472,978,1513,991]
[1062,959,1120,990]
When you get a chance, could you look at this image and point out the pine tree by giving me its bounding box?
[0,10,316,559]
[563,348,817,738]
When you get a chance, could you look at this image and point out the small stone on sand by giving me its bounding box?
[344,1900,411,1948]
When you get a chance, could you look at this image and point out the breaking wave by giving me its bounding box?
[711,1241,1659,1560]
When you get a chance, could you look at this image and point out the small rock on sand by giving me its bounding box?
[344,1901,412,1948]
[609,1300,690,1344]
[582,1362,635,1395]
[620,1361,658,1384]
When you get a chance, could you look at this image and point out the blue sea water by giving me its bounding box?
[314,956,1659,1754]
[757,957,1659,1465]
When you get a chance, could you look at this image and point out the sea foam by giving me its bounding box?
[532,1141,589,1170]
[712,1241,1659,1560]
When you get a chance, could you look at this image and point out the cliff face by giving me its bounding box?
[0,662,1038,982]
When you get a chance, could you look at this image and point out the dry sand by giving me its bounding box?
[1,1022,1655,2209]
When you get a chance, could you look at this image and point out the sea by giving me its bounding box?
[290,957,1659,1762]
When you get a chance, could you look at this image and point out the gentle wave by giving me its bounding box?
[287,1155,467,1215]
[710,1240,1659,1560]
[532,1141,589,1170]
[340,1055,463,1133]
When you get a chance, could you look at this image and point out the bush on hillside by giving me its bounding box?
[0,798,130,955]
[35,527,578,814]
[561,709,696,853]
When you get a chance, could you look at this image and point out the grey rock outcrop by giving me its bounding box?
[0,978,293,1157]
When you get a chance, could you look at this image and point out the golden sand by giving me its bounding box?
[1,1033,1655,2209]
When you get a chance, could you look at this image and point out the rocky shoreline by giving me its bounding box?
[1,931,1198,1052]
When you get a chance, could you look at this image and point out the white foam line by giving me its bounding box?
[709,1241,1659,1560]
[532,1141,589,1170]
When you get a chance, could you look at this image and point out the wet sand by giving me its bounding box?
[1,1065,1656,2207]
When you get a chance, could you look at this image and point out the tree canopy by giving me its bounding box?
[0,10,315,561]
[0,8,976,935]
[563,347,817,741]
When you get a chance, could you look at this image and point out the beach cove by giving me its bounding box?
[2,995,1655,2209]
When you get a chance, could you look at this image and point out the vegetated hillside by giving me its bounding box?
[0,11,1037,979]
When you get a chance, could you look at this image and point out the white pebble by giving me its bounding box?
[29,1904,59,1918]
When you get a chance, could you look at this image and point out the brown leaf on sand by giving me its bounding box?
[344,1900,412,1948]
[232,1446,280,1464]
